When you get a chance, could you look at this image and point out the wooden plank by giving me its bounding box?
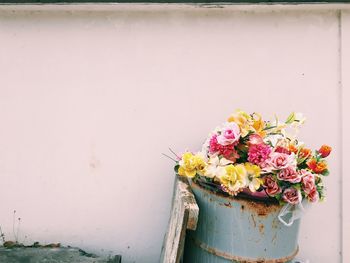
[160,176,199,263]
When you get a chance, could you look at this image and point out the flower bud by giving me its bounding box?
[319,145,332,158]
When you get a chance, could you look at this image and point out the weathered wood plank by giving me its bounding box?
[160,176,199,263]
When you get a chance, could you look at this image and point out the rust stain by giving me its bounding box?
[272,217,280,229]
[191,181,280,216]
[243,199,280,217]
[250,214,257,228]
[192,236,299,263]
[258,224,265,235]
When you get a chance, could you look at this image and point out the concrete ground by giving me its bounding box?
[0,247,121,263]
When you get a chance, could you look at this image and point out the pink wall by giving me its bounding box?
[0,4,348,262]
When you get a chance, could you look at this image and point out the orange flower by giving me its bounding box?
[319,145,332,158]
[307,159,327,174]
[299,148,312,159]
[288,144,298,154]
[315,162,327,173]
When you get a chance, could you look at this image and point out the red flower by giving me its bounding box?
[209,134,239,162]
[307,159,327,174]
[319,145,332,158]
[307,158,317,170]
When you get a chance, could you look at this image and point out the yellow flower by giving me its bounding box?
[193,154,207,176]
[178,152,206,178]
[252,113,266,138]
[220,164,247,195]
[244,163,262,192]
[227,110,253,137]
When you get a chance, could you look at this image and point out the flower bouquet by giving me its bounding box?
[175,110,331,207]
[171,110,332,263]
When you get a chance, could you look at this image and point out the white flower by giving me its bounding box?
[294,112,306,125]
[204,156,232,178]
[264,134,284,147]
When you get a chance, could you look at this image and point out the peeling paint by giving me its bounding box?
[250,214,257,228]
[272,232,278,245]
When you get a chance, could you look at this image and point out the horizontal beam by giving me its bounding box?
[0,0,349,4]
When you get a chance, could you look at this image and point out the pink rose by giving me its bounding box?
[282,188,302,205]
[307,187,319,203]
[269,152,296,170]
[217,122,241,146]
[300,170,319,202]
[277,166,301,183]
[300,170,316,194]
[263,176,281,197]
[274,146,291,155]
[249,134,264,145]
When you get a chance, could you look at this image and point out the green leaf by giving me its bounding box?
[278,199,286,206]
[275,193,282,201]
[293,183,302,190]
[316,185,323,192]
[174,164,179,173]
[322,170,330,176]
[285,112,296,124]
[263,125,277,131]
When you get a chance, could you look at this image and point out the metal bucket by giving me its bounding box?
[183,182,300,263]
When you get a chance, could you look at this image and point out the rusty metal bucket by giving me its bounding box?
[183,181,300,263]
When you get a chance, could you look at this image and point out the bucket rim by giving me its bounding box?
[190,179,281,208]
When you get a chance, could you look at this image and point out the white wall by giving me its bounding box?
[342,9,350,263]
[0,4,347,263]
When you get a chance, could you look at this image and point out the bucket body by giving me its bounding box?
[183,182,300,263]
